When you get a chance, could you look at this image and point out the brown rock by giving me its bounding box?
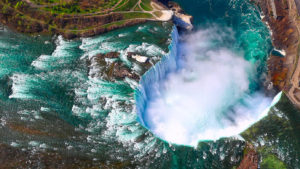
[237,144,258,169]
[256,0,299,90]
[168,1,184,13]
[105,52,120,58]
[93,52,120,60]
[268,55,288,90]
[91,52,140,81]
[113,62,140,80]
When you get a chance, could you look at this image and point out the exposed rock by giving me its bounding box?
[295,0,300,15]
[113,62,140,80]
[255,0,300,108]
[126,52,136,58]
[256,0,298,90]
[62,19,147,39]
[157,0,169,6]
[168,1,184,13]
[168,1,193,31]
[91,52,140,81]
[237,144,258,169]
[94,52,120,59]
[267,54,288,90]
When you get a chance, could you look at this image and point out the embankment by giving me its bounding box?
[255,0,300,108]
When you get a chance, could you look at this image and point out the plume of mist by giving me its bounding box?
[144,27,272,146]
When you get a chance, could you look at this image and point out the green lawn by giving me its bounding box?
[28,0,152,14]
[140,0,153,11]
[113,0,138,11]
[42,0,120,14]
[30,0,61,5]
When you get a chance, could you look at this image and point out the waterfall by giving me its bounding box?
[135,26,179,127]
[134,25,282,146]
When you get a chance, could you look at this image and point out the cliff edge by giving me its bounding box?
[255,0,300,109]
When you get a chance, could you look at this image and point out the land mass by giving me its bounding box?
[0,0,192,38]
[254,0,300,109]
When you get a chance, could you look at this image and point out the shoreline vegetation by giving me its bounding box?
[0,0,189,38]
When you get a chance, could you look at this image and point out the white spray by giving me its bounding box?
[143,27,274,146]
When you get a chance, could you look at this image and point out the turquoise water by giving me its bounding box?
[140,26,274,145]
[0,0,299,168]
[138,0,273,146]
[167,0,299,167]
[0,24,244,168]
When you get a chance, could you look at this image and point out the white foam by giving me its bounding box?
[273,48,286,56]
[125,43,166,57]
[118,33,129,37]
[143,28,274,146]
[9,74,35,99]
[10,142,19,147]
[31,36,78,70]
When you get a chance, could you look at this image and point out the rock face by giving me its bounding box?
[90,51,158,82]
[257,0,298,89]
[91,52,140,81]
[255,0,300,108]
[295,0,300,15]
[237,145,258,169]
[158,0,169,6]
[168,1,193,31]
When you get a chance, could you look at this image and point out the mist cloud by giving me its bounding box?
[144,27,272,146]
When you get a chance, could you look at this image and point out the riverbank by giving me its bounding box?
[0,0,192,39]
[254,0,300,109]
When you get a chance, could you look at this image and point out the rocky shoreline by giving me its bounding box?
[234,1,300,168]
[254,0,300,109]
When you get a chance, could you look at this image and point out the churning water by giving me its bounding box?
[0,0,299,168]
[142,27,275,146]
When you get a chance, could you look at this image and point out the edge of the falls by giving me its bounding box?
[135,26,179,128]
